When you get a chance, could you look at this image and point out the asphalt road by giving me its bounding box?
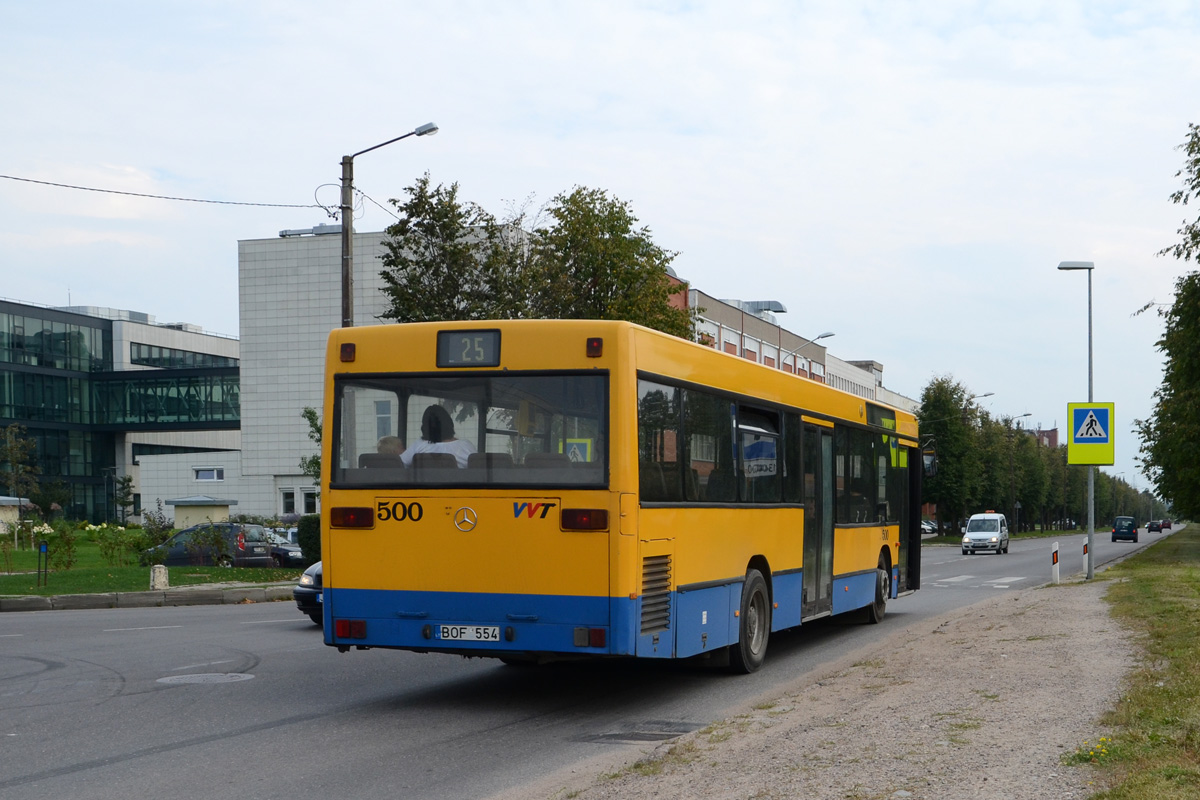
[0,527,1171,800]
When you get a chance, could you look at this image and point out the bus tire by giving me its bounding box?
[866,557,889,624]
[729,569,770,674]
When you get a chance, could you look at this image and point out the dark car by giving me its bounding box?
[294,561,323,626]
[148,522,274,568]
[265,530,307,567]
[1147,520,1163,532]
[1112,515,1138,543]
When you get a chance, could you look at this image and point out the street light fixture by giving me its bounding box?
[783,331,833,375]
[340,122,439,328]
[1058,259,1096,579]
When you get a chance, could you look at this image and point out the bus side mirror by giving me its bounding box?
[922,447,938,478]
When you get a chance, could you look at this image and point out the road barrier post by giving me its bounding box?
[1051,541,1060,584]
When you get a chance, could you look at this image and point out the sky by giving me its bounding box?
[3,1,1198,492]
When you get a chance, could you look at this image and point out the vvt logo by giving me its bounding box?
[513,501,557,519]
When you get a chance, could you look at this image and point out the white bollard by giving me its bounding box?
[1051,541,1060,584]
[150,564,169,590]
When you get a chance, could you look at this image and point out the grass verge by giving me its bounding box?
[0,539,305,596]
[1069,524,1200,797]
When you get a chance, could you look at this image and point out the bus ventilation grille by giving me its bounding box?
[640,555,672,634]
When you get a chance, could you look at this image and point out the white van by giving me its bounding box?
[962,512,1009,555]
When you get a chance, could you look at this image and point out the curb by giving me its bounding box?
[0,583,296,612]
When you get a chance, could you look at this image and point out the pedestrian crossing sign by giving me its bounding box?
[1067,402,1115,465]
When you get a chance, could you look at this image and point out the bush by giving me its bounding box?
[45,520,77,571]
[90,523,140,567]
[297,514,320,565]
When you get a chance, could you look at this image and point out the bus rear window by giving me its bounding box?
[331,372,608,488]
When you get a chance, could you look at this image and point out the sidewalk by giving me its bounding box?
[0,580,297,612]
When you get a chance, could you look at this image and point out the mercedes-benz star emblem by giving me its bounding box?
[454,507,478,532]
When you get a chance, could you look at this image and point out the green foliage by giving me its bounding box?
[90,523,140,567]
[28,478,70,522]
[140,499,174,546]
[184,524,229,566]
[45,520,78,571]
[379,174,530,324]
[297,513,320,565]
[378,175,694,338]
[1136,271,1200,518]
[299,407,322,489]
[1089,525,1200,797]
[113,475,135,522]
[1,424,40,506]
[1158,122,1200,264]
[531,187,694,337]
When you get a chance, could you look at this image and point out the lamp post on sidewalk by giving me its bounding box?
[1058,260,1096,579]
[340,122,438,328]
[782,331,834,375]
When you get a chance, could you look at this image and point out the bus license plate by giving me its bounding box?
[436,624,500,642]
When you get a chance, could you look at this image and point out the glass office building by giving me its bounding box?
[0,300,239,522]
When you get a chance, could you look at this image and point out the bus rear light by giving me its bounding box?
[340,343,356,362]
[561,509,608,530]
[330,507,375,528]
[335,619,367,639]
[586,337,603,357]
[574,627,606,647]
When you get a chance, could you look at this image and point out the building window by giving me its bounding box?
[302,489,317,515]
[194,467,224,481]
[282,490,296,515]
[375,400,392,440]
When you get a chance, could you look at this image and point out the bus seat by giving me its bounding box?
[524,452,570,468]
[359,453,404,469]
[412,452,458,470]
[467,452,514,469]
[705,468,735,502]
[655,462,684,501]
[639,462,666,501]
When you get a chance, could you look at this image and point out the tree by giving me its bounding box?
[378,173,532,324]
[112,475,135,522]
[378,175,694,337]
[918,376,983,532]
[299,407,322,492]
[29,478,71,522]
[1,425,40,541]
[1138,123,1200,517]
[531,187,694,337]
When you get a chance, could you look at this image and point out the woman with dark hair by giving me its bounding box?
[400,405,476,468]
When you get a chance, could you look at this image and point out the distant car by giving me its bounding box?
[1162,519,1172,530]
[920,520,937,535]
[147,522,274,568]
[294,561,323,626]
[1147,520,1163,532]
[1111,515,1138,543]
[962,512,1010,555]
[265,531,306,567]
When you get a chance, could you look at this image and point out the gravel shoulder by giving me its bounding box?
[503,579,1136,800]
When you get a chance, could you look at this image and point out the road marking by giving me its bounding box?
[935,575,974,583]
[0,634,23,638]
[990,577,1026,584]
[239,619,302,625]
[103,625,183,632]
[173,660,235,671]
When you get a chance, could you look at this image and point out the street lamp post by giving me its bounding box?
[340,122,438,328]
[782,331,833,375]
[1058,260,1095,579]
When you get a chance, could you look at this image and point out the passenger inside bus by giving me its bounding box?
[401,405,476,468]
[359,435,406,468]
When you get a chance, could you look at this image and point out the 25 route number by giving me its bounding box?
[377,501,424,522]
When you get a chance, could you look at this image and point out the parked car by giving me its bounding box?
[294,561,323,626]
[962,512,1010,555]
[265,530,306,567]
[1111,515,1138,543]
[147,522,274,568]
[1147,520,1163,532]
[920,520,937,535]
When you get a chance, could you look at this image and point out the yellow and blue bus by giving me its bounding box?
[320,320,922,672]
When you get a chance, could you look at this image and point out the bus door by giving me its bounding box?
[802,425,835,618]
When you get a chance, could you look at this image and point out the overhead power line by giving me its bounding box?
[0,173,323,210]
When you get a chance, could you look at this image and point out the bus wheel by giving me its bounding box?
[866,558,889,624]
[730,569,770,674]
